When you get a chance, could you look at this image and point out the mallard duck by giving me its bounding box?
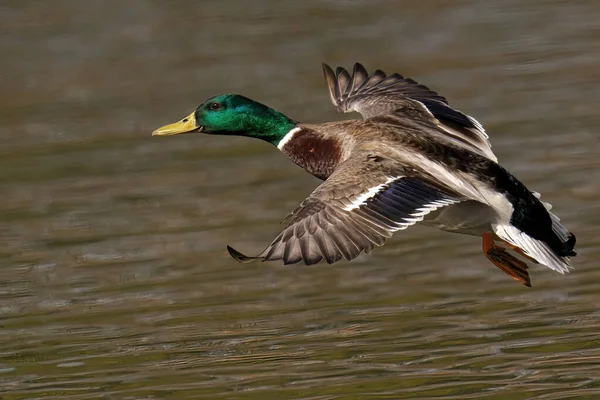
[153,62,576,287]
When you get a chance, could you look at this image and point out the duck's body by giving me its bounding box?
[153,63,576,286]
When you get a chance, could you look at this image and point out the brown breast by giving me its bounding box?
[280,128,343,181]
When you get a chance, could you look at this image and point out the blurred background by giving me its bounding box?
[1,1,599,399]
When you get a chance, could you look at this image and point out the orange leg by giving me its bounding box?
[482,232,531,287]
[500,240,539,264]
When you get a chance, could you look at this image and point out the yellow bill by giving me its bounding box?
[152,112,202,136]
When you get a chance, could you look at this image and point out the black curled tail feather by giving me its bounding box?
[564,233,577,257]
[546,230,577,257]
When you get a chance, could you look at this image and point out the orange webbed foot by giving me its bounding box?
[482,232,531,287]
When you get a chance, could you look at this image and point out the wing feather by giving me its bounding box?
[228,152,465,265]
[322,62,497,161]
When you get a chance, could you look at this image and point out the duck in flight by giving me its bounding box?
[153,63,576,287]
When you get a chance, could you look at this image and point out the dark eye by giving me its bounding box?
[209,102,221,111]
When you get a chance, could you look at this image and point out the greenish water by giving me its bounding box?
[1,1,599,399]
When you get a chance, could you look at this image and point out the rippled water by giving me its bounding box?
[1,1,599,399]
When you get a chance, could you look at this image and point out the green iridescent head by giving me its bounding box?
[152,94,297,145]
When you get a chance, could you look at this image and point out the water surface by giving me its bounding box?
[1,1,599,399]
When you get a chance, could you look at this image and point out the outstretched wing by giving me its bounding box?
[227,152,465,265]
[322,62,497,162]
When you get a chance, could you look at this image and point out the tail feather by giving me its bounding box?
[530,191,576,256]
[493,224,572,274]
[548,212,577,256]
